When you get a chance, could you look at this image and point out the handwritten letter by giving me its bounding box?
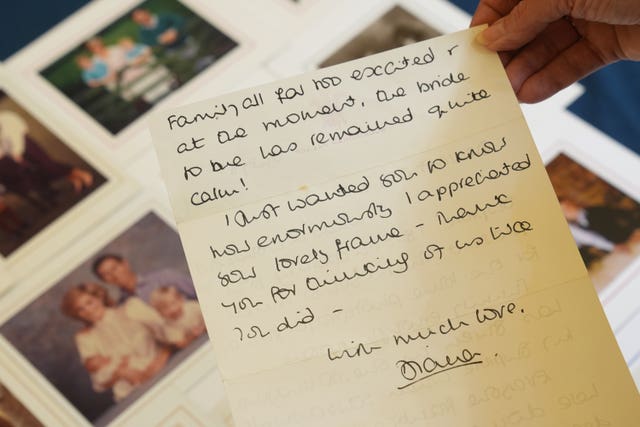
[150,27,639,426]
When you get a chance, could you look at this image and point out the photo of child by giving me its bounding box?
[0,213,207,426]
[41,0,238,135]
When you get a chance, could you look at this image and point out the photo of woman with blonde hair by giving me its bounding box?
[61,283,172,402]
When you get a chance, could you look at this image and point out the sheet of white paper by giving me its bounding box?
[150,27,640,426]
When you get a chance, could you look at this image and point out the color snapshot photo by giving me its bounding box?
[546,153,640,293]
[41,0,238,135]
[0,90,106,258]
[319,6,440,67]
[0,213,207,426]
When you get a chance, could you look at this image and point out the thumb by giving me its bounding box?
[478,0,572,50]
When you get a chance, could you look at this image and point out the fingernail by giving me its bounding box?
[508,69,527,95]
[476,21,504,48]
[475,31,488,46]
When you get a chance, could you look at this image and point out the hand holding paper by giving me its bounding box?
[472,0,640,102]
[150,27,639,426]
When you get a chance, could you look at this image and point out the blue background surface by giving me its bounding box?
[2,1,638,154]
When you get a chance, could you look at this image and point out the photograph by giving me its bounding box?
[546,153,640,292]
[319,5,441,67]
[41,0,238,135]
[0,382,43,427]
[0,212,207,426]
[0,90,106,258]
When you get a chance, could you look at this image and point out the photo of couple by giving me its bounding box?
[0,213,206,426]
[0,91,105,258]
[42,0,238,135]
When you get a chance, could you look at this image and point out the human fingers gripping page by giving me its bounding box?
[149,26,639,426]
